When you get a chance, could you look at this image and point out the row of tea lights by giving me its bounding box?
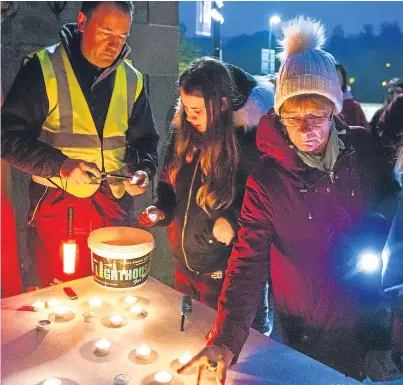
[32,295,145,323]
[42,370,175,384]
[34,295,192,384]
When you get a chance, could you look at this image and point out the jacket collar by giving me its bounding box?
[256,109,354,187]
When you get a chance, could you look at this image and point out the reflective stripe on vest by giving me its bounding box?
[33,43,143,198]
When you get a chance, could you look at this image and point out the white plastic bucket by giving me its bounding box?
[88,227,154,289]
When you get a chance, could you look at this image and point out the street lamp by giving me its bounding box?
[267,15,281,73]
[268,15,281,53]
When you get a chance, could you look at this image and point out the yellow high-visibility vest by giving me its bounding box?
[31,43,143,198]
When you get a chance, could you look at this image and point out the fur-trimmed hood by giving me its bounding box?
[171,71,274,132]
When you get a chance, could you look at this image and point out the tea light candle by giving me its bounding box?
[83,312,95,323]
[89,296,102,308]
[32,300,45,312]
[124,295,137,306]
[54,306,69,320]
[178,351,192,365]
[46,298,60,309]
[36,319,51,331]
[43,378,62,385]
[135,344,151,360]
[109,314,123,327]
[130,304,143,316]
[154,371,172,384]
[114,374,131,385]
[95,339,111,355]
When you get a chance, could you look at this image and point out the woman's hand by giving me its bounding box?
[177,345,234,385]
[138,206,165,227]
[213,217,235,246]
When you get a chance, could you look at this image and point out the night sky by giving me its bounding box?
[180,1,403,38]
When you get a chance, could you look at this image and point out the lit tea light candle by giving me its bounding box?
[154,371,172,384]
[32,300,45,312]
[95,339,111,355]
[43,378,62,385]
[109,314,123,327]
[54,306,69,320]
[135,344,151,360]
[36,319,51,331]
[130,304,143,316]
[178,351,192,365]
[89,296,102,308]
[124,295,137,306]
[46,298,60,310]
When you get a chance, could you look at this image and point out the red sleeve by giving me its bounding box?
[207,173,275,361]
[1,194,23,297]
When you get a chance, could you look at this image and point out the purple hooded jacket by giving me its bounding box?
[208,109,397,378]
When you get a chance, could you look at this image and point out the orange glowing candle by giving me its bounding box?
[63,240,76,274]
[63,207,76,274]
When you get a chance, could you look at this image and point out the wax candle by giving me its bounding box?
[89,296,102,308]
[154,371,172,384]
[124,295,137,306]
[63,241,76,274]
[95,339,111,355]
[54,306,68,320]
[178,351,192,365]
[114,374,131,385]
[43,378,62,385]
[83,312,95,323]
[129,304,143,316]
[36,320,51,331]
[109,314,123,327]
[46,298,60,309]
[32,300,45,312]
[135,344,151,360]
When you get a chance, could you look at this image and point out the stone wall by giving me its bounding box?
[1,1,179,289]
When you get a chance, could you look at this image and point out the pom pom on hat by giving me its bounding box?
[277,16,326,61]
[274,16,343,115]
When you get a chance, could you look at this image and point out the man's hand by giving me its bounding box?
[60,159,101,185]
[138,206,165,227]
[123,170,149,196]
[213,217,235,246]
[177,345,234,385]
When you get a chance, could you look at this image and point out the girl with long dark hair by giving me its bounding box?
[139,57,274,332]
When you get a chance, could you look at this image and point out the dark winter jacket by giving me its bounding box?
[1,24,159,185]
[154,71,274,274]
[339,99,368,129]
[378,94,403,165]
[209,110,397,378]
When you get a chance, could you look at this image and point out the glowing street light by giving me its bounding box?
[268,15,281,53]
[382,81,387,87]
[349,77,355,84]
[386,62,391,68]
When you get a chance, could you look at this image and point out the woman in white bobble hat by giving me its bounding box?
[178,16,402,384]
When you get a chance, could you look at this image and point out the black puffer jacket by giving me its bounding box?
[155,67,274,273]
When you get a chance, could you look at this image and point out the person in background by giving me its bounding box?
[1,1,159,288]
[139,57,275,334]
[335,62,368,128]
[178,16,401,384]
[377,94,403,166]
[370,77,403,141]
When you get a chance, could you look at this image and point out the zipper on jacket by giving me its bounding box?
[181,155,201,273]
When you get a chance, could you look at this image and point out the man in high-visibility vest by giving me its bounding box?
[1,1,159,287]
